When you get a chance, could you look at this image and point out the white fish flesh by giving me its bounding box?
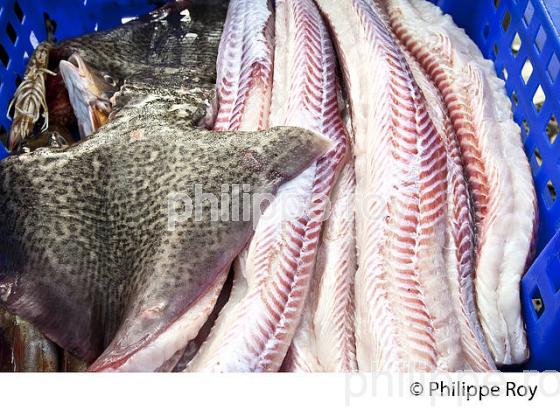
[187,0,276,371]
[315,0,465,371]
[312,162,358,372]
[212,0,274,131]
[384,0,537,365]
[403,47,496,371]
[283,161,358,373]
[189,0,349,371]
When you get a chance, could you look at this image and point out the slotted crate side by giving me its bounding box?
[0,0,159,157]
[434,0,560,371]
[521,230,560,371]
[0,0,41,159]
[480,0,560,373]
[436,0,560,254]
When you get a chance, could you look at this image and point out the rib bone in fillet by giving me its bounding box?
[315,0,464,371]
[189,0,348,371]
[384,0,537,365]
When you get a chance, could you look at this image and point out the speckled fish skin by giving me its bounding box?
[315,0,464,371]
[9,1,225,150]
[2,0,226,372]
[55,2,225,84]
[384,0,537,365]
[0,0,331,372]
[0,98,329,371]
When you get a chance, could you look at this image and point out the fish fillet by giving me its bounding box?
[403,48,496,371]
[315,0,465,371]
[283,161,358,373]
[189,0,349,371]
[0,2,333,374]
[174,0,275,372]
[186,0,276,371]
[384,0,537,365]
[281,302,323,372]
[212,0,274,131]
[312,162,358,372]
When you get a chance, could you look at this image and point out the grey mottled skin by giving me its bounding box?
[0,1,330,367]
[10,1,226,149]
[50,1,224,83]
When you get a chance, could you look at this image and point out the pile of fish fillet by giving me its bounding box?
[0,0,538,372]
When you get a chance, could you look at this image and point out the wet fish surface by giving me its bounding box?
[189,0,349,372]
[9,1,224,150]
[315,0,465,371]
[186,0,277,372]
[0,308,58,372]
[310,162,358,372]
[0,1,330,372]
[383,0,537,365]
[401,46,495,371]
[0,0,538,373]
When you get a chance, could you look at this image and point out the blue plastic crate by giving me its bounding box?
[0,0,559,370]
[0,0,159,150]
[521,229,560,370]
[432,0,560,371]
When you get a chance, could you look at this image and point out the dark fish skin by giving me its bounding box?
[0,113,329,366]
[0,1,331,370]
[50,1,225,82]
[9,0,227,150]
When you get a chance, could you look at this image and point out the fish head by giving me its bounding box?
[59,54,118,139]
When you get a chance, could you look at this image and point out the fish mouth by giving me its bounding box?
[58,54,116,139]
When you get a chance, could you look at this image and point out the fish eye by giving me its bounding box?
[103,75,117,87]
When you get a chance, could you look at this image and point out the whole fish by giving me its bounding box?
[58,54,117,139]
[383,0,537,365]
[8,0,218,150]
[0,1,330,372]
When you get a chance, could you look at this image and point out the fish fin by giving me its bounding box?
[0,124,328,368]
